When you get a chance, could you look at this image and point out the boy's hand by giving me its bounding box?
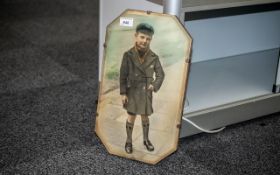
[122,95,128,104]
[148,84,154,91]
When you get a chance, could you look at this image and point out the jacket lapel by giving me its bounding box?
[128,48,146,74]
[128,48,157,73]
[141,50,156,70]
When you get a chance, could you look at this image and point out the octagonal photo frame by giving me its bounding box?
[95,9,192,164]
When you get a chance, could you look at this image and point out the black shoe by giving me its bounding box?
[143,140,154,151]
[125,142,133,154]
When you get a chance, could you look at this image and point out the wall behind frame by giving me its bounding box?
[99,0,163,80]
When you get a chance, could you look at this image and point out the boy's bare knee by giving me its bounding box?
[141,115,149,123]
[127,114,136,123]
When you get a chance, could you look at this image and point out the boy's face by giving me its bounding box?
[134,32,152,51]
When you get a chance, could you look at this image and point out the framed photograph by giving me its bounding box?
[95,9,192,164]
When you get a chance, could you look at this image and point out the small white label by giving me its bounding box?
[120,17,133,27]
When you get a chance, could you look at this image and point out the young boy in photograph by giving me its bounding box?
[120,23,165,154]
